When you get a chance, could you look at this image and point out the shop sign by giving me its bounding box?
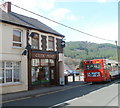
[32,52,56,59]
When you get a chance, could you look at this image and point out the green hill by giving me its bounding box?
[64,41,117,60]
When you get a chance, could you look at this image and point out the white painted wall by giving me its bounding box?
[0,22,65,93]
[59,53,65,85]
[0,22,28,94]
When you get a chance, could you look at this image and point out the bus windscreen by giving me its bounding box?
[86,63,101,70]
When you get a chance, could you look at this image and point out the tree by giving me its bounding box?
[79,60,84,70]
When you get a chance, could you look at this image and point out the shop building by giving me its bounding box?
[0,2,65,94]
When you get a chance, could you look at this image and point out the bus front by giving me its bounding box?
[84,59,105,83]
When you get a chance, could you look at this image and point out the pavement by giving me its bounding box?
[2,81,85,102]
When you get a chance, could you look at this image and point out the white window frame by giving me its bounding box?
[31,32,39,49]
[48,36,54,51]
[13,29,22,48]
[0,61,21,85]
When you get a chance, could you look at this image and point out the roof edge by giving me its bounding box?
[0,20,65,37]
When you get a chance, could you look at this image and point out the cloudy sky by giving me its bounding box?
[0,0,119,44]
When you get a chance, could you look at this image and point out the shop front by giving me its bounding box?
[28,50,59,89]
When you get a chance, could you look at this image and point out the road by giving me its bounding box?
[2,79,120,107]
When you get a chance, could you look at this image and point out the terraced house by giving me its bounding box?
[0,2,65,94]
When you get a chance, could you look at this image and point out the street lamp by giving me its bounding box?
[115,41,117,46]
[22,43,31,55]
[61,40,65,48]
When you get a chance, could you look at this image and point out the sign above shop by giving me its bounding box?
[32,52,57,59]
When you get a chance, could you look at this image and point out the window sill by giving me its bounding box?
[12,46,24,49]
[0,82,22,87]
[47,49,55,51]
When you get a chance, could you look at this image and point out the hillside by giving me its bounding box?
[64,41,117,60]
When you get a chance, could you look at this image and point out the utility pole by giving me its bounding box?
[115,41,117,46]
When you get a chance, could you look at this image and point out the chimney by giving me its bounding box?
[0,2,11,12]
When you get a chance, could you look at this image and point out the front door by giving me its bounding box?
[39,66,50,84]
[50,67,55,85]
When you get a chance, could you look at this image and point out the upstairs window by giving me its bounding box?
[48,36,54,51]
[13,30,22,47]
[31,33,39,49]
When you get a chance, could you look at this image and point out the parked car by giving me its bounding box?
[68,70,80,75]
[64,70,70,76]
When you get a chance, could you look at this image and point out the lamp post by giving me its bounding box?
[115,41,117,46]
[61,40,65,48]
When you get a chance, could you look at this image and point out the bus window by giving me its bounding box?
[86,63,101,70]
[104,63,112,70]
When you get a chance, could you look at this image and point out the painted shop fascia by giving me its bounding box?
[0,2,65,94]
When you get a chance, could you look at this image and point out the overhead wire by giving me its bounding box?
[11,3,116,43]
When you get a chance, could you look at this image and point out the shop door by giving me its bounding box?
[39,67,50,84]
[50,67,55,85]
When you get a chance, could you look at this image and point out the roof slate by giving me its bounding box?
[0,9,64,37]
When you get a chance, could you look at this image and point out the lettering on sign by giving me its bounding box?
[35,54,46,58]
[32,52,56,59]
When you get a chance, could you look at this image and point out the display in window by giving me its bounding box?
[32,66,50,85]
[14,69,19,82]
[51,70,54,79]
[1,61,20,84]
[0,69,4,83]
[32,59,39,66]
[41,59,48,66]
[32,67,38,83]
[49,59,55,66]
[6,69,12,82]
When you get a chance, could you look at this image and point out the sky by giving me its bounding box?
[0,0,119,45]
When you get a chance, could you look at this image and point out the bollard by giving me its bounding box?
[64,75,68,84]
[73,74,75,82]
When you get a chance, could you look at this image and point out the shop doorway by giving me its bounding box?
[32,66,50,85]
[31,59,56,86]
[50,67,55,85]
[39,66,50,84]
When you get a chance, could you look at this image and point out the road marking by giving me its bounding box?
[49,80,120,108]
[49,97,80,108]
[2,83,89,104]
[1,96,31,104]
[3,80,119,104]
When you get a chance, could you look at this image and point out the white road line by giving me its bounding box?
[49,97,80,108]
[50,81,120,108]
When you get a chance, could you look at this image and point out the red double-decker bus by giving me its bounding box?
[83,59,120,83]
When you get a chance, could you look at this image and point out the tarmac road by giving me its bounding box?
[2,79,120,107]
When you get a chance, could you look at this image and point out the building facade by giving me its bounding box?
[0,2,65,94]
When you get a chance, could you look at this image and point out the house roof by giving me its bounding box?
[0,9,65,37]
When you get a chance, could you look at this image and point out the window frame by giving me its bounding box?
[48,36,54,51]
[0,61,21,85]
[13,29,23,48]
[31,32,39,49]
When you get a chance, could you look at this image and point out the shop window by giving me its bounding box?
[51,69,54,79]
[49,59,55,66]
[31,33,39,49]
[0,61,20,84]
[13,29,22,47]
[41,59,49,66]
[31,59,50,85]
[48,36,54,51]
[32,59,40,66]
